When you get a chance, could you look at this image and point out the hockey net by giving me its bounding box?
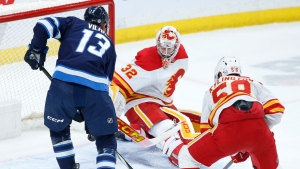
[0,0,115,130]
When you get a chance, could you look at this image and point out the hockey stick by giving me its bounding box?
[40,66,52,80]
[40,67,134,169]
[117,117,181,147]
[116,151,133,169]
[223,160,233,169]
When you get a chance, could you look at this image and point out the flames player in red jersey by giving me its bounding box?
[178,56,285,169]
[111,26,189,166]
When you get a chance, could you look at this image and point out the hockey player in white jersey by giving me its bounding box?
[112,26,191,166]
[178,56,285,169]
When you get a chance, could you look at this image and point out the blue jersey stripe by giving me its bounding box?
[53,66,109,91]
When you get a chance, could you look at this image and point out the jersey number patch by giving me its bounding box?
[212,80,251,103]
[76,29,110,58]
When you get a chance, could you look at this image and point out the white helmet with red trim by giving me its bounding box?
[156,26,181,68]
[214,56,242,82]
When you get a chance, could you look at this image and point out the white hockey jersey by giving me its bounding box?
[200,75,285,132]
[112,44,188,112]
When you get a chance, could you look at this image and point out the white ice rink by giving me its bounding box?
[1,21,300,169]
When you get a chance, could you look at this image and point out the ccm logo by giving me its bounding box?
[182,121,191,133]
[117,119,145,142]
[47,116,64,123]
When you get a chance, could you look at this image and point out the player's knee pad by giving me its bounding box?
[178,145,200,169]
[50,128,71,145]
[97,148,116,169]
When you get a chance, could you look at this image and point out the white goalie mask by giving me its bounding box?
[214,56,242,82]
[156,26,181,68]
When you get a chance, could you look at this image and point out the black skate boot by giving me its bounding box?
[72,163,80,169]
[114,130,132,141]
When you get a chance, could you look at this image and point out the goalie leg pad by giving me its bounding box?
[179,109,201,133]
[150,119,185,166]
[157,134,184,166]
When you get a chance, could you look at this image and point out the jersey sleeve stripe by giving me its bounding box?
[113,72,134,97]
[263,99,281,108]
[49,17,61,39]
[263,99,285,114]
[37,19,54,38]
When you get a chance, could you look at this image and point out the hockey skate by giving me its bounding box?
[114,130,132,141]
[72,163,80,169]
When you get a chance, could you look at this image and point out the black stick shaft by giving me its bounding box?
[116,151,133,169]
[40,66,52,80]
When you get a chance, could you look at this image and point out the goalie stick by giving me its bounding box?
[40,67,181,147]
[117,117,181,147]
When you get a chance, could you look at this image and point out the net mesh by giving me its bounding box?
[0,0,112,130]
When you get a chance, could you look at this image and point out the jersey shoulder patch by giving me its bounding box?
[134,46,163,71]
[174,44,188,61]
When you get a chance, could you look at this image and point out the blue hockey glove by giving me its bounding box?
[24,44,49,70]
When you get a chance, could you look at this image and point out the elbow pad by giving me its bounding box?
[264,113,283,129]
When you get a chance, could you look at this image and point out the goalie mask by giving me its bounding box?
[156,26,181,69]
[84,6,109,33]
[214,56,242,82]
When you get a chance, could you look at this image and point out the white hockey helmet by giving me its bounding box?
[156,26,181,64]
[214,56,242,82]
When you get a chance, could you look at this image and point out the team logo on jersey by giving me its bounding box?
[164,69,185,97]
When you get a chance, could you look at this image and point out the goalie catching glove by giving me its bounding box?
[24,44,49,70]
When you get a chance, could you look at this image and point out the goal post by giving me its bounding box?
[0,0,115,133]
[0,0,115,41]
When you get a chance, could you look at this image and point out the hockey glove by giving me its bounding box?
[24,44,49,70]
[231,152,250,163]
